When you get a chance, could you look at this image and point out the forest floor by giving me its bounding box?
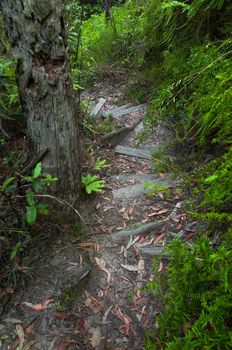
[0,81,198,350]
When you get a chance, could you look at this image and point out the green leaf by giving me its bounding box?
[26,206,37,225]
[33,162,42,178]
[26,192,35,206]
[10,242,22,260]
[2,176,15,188]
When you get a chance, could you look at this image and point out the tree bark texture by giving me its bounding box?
[0,0,80,204]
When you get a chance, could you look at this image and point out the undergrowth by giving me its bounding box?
[70,1,232,348]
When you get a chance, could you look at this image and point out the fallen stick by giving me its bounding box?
[112,202,183,240]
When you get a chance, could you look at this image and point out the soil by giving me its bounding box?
[0,81,198,350]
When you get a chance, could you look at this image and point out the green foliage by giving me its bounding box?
[0,56,21,122]
[144,182,169,197]
[0,163,57,264]
[146,230,232,349]
[81,173,105,194]
[93,158,111,171]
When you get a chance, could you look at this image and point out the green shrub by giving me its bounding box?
[146,230,232,349]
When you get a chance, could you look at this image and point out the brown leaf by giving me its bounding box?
[58,336,72,350]
[90,326,101,347]
[103,305,113,323]
[0,288,14,301]
[95,257,111,283]
[153,233,165,246]
[113,305,132,336]
[54,311,69,320]
[22,299,53,311]
[80,319,88,333]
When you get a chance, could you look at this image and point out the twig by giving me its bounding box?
[35,194,86,224]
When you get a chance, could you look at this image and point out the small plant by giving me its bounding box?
[93,158,111,171]
[81,173,105,194]
[0,162,57,226]
[144,182,169,197]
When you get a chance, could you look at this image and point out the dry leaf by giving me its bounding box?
[58,336,72,350]
[137,258,145,274]
[4,318,24,325]
[158,262,163,272]
[80,319,88,333]
[117,222,127,230]
[16,325,24,350]
[22,298,53,311]
[54,311,69,320]
[153,233,165,246]
[24,340,37,350]
[90,326,101,347]
[121,264,138,272]
[158,209,169,215]
[95,257,111,283]
[126,236,140,250]
[96,203,101,209]
[103,305,113,323]
[113,305,132,336]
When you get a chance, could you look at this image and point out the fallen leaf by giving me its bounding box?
[158,262,163,272]
[158,209,169,215]
[58,336,72,350]
[126,236,140,250]
[16,325,24,350]
[4,318,24,325]
[24,340,37,350]
[137,258,145,274]
[54,311,69,320]
[80,319,88,333]
[95,257,111,283]
[9,317,38,350]
[113,305,132,336]
[117,222,127,230]
[102,305,113,323]
[96,203,101,209]
[0,288,14,301]
[90,326,101,347]
[22,298,53,311]
[121,264,138,272]
[153,233,165,246]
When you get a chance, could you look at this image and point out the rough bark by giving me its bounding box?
[0,0,80,204]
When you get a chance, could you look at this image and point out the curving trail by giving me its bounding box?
[0,82,196,350]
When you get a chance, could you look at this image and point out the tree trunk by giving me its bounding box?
[0,0,81,205]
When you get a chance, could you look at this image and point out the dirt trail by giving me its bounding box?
[0,82,196,350]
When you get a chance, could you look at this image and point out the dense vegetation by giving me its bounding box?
[0,0,231,348]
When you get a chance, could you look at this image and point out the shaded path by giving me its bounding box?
[0,82,196,350]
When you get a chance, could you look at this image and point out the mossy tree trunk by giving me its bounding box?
[0,0,81,205]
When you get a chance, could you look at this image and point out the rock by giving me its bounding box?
[115,145,151,160]
[112,174,172,200]
[99,118,141,146]
[91,98,107,116]
[103,104,146,119]
[138,246,169,259]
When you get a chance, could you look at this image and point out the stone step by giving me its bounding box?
[115,145,151,160]
[91,98,107,116]
[112,174,172,200]
[103,104,146,119]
